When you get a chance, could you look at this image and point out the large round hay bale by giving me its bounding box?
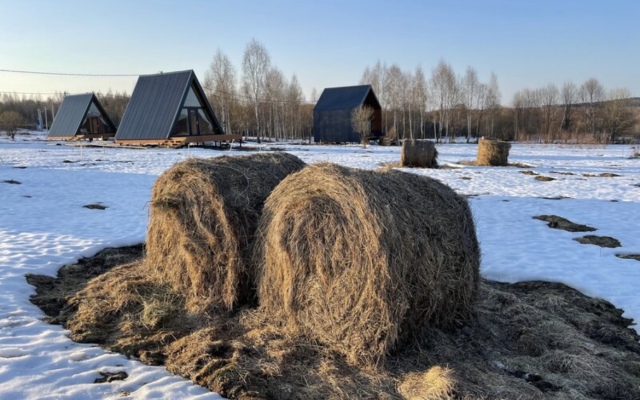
[400,139,438,167]
[476,138,511,166]
[146,152,306,313]
[255,163,480,366]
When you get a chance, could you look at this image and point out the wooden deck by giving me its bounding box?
[115,134,243,148]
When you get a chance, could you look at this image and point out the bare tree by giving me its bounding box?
[462,66,479,142]
[539,84,559,141]
[384,63,403,135]
[560,81,577,133]
[486,72,501,137]
[0,111,23,140]
[204,49,237,134]
[579,77,604,136]
[430,59,456,142]
[602,88,635,143]
[351,105,374,148]
[264,66,286,140]
[360,61,388,130]
[286,74,304,140]
[412,65,428,138]
[242,39,270,142]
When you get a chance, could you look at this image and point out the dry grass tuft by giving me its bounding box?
[476,138,511,166]
[400,139,438,168]
[145,152,305,313]
[397,366,458,400]
[254,163,480,367]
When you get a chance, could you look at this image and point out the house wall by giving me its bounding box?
[313,109,361,143]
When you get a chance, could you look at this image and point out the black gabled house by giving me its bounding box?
[313,85,382,143]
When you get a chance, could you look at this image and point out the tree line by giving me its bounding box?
[1,40,638,144]
[360,60,638,144]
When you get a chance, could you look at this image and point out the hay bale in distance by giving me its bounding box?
[255,163,480,366]
[476,138,511,166]
[146,152,306,313]
[400,139,438,168]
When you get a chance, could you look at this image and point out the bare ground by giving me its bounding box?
[27,246,640,400]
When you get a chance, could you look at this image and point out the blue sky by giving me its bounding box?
[0,0,638,104]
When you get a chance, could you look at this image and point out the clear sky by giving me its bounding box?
[0,0,638,104]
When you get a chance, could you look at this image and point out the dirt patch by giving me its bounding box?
[574,235,622,248]
[535,175,556,182]
[616,254,640,262]
[583,173,621,178]
[540,196,572,200]
[533,215,597,232]
[27,246,640,400]
[83,203,107,210]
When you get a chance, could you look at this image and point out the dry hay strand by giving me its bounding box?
[255,163,480,367]
[146,152,306,314]
[476,138,511,166]
[400,139,438,168]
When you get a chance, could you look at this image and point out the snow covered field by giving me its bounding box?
[1,132,639,399]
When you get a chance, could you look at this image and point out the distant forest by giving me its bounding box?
[1,40,639,144]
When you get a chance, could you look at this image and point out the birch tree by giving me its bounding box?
[204,49,237,134]
[242,39,270,142]
[579,77,604,136]
[462,66,479,142]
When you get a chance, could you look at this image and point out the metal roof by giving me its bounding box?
[313,85,380,111]
[48,93,115,137]
[115,70,224,141]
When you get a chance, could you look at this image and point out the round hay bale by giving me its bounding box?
[146,152,306,313]
[255,163,480,366]
[400,139,438,168]
[476,138,511,166]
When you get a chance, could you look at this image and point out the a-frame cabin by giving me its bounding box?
[115,70,239,147]
[47,93,117,140]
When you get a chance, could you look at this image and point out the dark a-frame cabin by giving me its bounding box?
[115,70,239,147]
[313,84,383,143]
[47,93,116,140]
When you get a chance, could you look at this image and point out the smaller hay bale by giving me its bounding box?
[146,152,306,314]
[476,138,511,166]
[400,139,438,168]
[255,163,480,366]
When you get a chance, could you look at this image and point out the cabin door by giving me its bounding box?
[87,117,102,134]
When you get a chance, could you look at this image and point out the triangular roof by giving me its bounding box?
[48,93,116,138]
[314,84,381,111]
[115,70,224,141]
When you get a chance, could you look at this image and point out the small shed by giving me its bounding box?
[313,84,382,143]
[47,93,116,140]
[115,70,239,147]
